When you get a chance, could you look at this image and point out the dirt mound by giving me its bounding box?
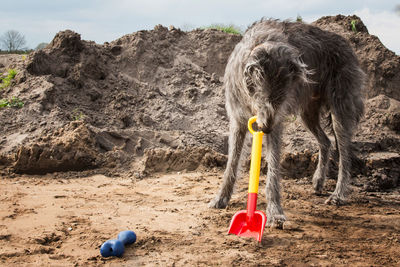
[0,16,399,191]
[1,26,240,175]
[358,95,400,190]
[314,15,400,100]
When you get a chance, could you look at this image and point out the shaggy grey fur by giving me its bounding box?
[209,19,365,227]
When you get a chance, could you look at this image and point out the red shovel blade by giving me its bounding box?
[228,210,267,242]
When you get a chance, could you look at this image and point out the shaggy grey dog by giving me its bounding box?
[209,19,365,228]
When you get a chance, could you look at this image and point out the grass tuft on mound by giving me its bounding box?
[202,24,242,35]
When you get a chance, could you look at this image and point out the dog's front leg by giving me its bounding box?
[265,122,286,228]
[209,119,247,208]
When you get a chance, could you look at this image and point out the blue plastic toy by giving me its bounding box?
[118,230,137,245]
[100,230,137,257]
[100,239,124,257]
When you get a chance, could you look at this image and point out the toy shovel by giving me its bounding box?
[228,116,267,242]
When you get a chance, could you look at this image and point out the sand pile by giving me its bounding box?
[0,26,240,175]
[0,15,399,190]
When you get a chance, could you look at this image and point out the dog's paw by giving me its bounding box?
[208,195,229,209]
[266,214,287,229]
[312,173,325,196]
[325,194,347,206]
[313,187,323,196]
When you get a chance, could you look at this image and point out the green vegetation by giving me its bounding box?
[0,49,33,55]
[285,115,297,123]
[72,108,85,121]
[296,15,303,22]
[351,20,357,33]
[0,97,24,109]
[0,69,17,89]
[202,24,242,35]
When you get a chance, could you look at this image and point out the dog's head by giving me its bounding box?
[243,43,312,133]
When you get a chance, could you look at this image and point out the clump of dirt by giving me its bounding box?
[280,150,318,179]
[13,121,98,174]
[143,147,227,173]
[0,16,399,192]
[26,30,86,78]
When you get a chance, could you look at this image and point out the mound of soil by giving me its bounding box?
[0,15,399,191]
[314,15,400,100]
[1,26,240,176]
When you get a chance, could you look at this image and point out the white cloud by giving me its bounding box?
[355,8,400,55]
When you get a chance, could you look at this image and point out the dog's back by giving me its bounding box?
[225,20,364,123]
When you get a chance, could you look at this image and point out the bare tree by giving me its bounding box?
[0,30,27,52]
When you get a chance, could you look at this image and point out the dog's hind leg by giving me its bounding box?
[325,111,354,205]
[301,101,331,195]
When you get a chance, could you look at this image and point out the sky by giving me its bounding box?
[1,0,399,54]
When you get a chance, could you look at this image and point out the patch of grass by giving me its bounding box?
[296,15,303,22]
[202,24,242,35]
[351,20,357,33]
[0,69,17,89]
[0,97,24,109]
[0,50,33,55]
[285,115,297,123]
[71,108,85,121]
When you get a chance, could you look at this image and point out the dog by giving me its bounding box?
[209,19,365,228]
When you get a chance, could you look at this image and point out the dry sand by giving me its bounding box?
[1,171,400,266]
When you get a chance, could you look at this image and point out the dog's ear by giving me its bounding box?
[243,49,269,95]
[272,45,313,85]
[244,63,259,95]
[288,56,313,84]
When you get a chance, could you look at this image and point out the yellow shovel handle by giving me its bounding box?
[247,116,257,135]
[248,116,264,194]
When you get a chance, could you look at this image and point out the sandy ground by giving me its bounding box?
[1,171,399,266]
